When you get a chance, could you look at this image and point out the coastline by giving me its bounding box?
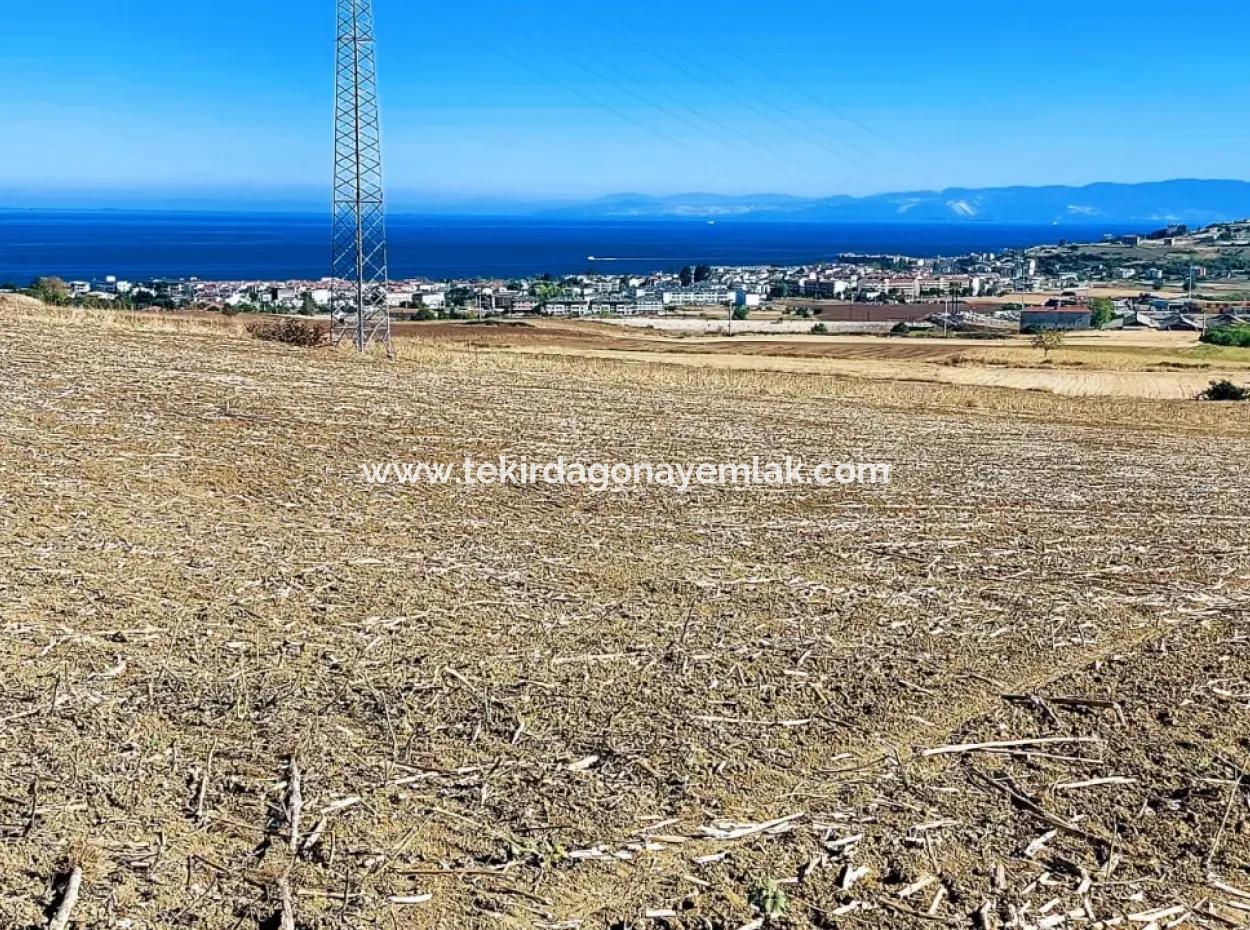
[0,210,1140,282]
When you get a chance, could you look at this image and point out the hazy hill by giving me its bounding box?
[534,180,1250,225]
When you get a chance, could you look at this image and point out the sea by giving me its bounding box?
[0,210,1137,283]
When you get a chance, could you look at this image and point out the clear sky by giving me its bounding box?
[2,0,1249,208]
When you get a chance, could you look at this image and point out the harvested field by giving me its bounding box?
[397,319,1250,399]
[496,345,1247,400]
[1,302,1249,930]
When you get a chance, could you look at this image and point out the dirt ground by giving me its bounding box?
[1,303,1248,929]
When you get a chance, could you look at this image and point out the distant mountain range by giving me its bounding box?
[440,180,1240,227]
[523,180,1250,225]
[5,179,1250,226]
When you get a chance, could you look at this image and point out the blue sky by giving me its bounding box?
[2,0,1249,208]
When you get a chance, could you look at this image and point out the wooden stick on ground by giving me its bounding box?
[277,877,296,930]
[286,758,303,852]
[47,865,82,930]
[923,737,1101,758]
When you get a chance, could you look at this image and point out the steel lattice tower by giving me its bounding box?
[332,0,390,352]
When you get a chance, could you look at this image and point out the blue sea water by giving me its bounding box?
[0,210,1136,282]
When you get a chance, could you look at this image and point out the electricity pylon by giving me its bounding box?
[332,0,391,353]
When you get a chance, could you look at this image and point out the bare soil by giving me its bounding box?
[0,304,1248,929]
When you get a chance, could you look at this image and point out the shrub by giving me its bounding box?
[1032,328,1065,359]
[890,321,910,336]
[1202,325,1250,348]
[245,318,329,348]
[1200,379,1250,401]
[29,276,69,305]
[810,322,829,335]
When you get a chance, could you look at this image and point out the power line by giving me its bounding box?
[496,50,700,156]
[639,45,883,175]
[527,47,816,181]
[723,49,902,153]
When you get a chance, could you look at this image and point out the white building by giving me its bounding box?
[543,300,592,317]
[271,287,300,308]
[668,285,733,307]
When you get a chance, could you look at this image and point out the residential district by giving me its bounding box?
[19,220,1250,334]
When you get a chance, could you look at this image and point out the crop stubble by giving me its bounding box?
[0,306,1247,928]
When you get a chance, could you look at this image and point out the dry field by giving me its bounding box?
[1,301,1249,930]
[399,320,1250,400]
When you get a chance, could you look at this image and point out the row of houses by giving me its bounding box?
[798,275,991,301]
[1018,303,1250,333]
[1130,310,1250,331]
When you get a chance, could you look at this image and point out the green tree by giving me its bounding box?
[1202,325,1250,348]
[731,305,749,320]
[679,266,694,287]
[533,281,564,303]
[446,286,474,308]
[694,264,712,283]
[1087,296,1115,328]
[299,294,318,316]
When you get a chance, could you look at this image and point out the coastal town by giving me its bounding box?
[11,219,1250,334]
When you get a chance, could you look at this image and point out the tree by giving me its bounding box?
[679,266,694,287]
[533,281,564,303]
[1087,296,1115,329]
[694,264,712,283]
[299,294,318,316]
[1032,328,1065,360]
[446,286,474,308]
[30,276,69,304]
[731,305,749,320]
